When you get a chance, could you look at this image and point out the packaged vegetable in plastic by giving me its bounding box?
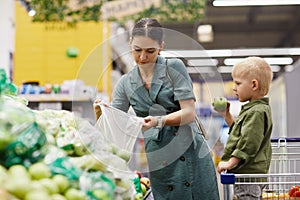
[1,122,48,168]
[0,96,35,152]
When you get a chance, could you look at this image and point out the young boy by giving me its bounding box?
[215,57,273,199]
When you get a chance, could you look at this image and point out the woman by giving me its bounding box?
[94,18,219,200]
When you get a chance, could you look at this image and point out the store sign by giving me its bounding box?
[101,0,161,19]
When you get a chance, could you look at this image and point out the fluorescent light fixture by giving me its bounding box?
[285,65,295,72]
[161,49,232,58]
[197,25,214,43]
[217,66,233,73]
[270,65,281,72]
[217,65,282,73]
[187,59,218,66]
[288,48,300,55]
[161,48,300,58]
[224,57,293,66]
[213,0,300,6]
[186,67,215,74]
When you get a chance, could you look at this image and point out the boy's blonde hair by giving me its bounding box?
[232,57,273,95]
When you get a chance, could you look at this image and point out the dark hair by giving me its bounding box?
[131,18,163,44]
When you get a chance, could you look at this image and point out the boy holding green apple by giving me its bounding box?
[214,57,273,199]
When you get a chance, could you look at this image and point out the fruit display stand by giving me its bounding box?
[0,69,150,200]
[19,94,95,123]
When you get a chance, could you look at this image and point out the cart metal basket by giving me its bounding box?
[221,137,300,200]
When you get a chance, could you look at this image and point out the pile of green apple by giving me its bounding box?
[0,162,87,200]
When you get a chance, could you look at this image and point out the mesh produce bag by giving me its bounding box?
[95,104,144,155]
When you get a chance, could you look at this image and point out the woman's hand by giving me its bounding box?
[142,116,159,131]
[93,99,107,120]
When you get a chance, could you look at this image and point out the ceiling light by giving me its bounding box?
[197,24,214,43]
[161,49,232,58]
[217,66,233,73]
[187,67,215,74]
[224,57,293,66]
[187,59,218,66]
[288,48,300,55]
[270,65,281,72]
[161,48,300,58]
[285,65,295,72]
[213,0,300,6]
[28,9,36,17]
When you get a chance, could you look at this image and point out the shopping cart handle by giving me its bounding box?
[271,137,300,142]
[220,173,235,184]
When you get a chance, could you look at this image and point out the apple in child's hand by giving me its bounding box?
[213,97,228,111]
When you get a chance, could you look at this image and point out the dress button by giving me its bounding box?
[168,185,173,191]
[179,156,185,161]
[185,181,190,187]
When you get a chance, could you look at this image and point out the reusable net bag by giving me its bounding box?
[95,104,144,156]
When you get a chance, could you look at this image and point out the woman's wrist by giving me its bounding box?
[155,116,165,129]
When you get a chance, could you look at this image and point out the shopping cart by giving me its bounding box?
[221,137,300,200]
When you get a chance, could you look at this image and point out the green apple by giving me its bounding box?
[105,143,119,154]
[5,177,31,198]
[28,162,51,180]
[25,190,51,200]
[40,178,59,194]
[52,174,70,193]
[51,193,67,200]
[213,97,228,111]
[0,165,8,186]
[134,193,143,200]
[64,188,86,200]
[30,180,49,193]
[141,183,147,195]
[8,164,29,178]
[73,141,88,156]
[116,149,131,162]
[92,189,110,200]
[0,132,13,151]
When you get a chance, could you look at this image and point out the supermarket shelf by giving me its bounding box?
[19,94,92,102]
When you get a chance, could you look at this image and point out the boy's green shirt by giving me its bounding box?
[222,97,273,174]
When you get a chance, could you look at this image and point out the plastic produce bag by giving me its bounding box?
[1,122,48,167]
[0,97,35,152]
[95,104,144,156]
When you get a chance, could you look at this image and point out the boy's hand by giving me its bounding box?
[217,161,230,173]
[217,157,240,173]
[212,101,230,117]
